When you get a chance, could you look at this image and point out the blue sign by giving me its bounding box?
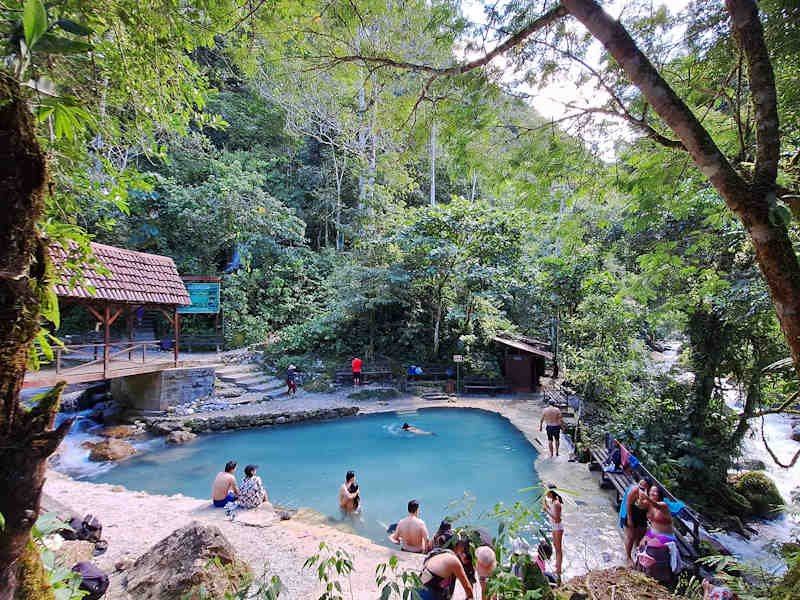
[178,282,220,314]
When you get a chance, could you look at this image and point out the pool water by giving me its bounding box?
[89,408,541,545]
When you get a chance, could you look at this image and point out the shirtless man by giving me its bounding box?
[338,471,360,516]
[389,499,430,553]
[539,404,563,457]
[212,461,240,507]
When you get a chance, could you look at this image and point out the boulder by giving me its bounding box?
[165,430,197,445]
[791,423,800,442]
[53,540,95,569]
[96,425,141,439]
[123,522,252,600]
[736,459,767,471]
[733,471,785,518]
[86,439,137,462]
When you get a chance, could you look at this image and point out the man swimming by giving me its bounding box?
[212,461,240,507]
[402,422,434,435]
[338,470,360,516]
[389,499,430,553]
[539,405,563,457]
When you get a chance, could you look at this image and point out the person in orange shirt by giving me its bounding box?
[351,357,362,386]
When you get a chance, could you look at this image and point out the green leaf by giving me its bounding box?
[33,33,93,55]
[0,512,5,531]
[23,0,47,48]
[52,18,93,36]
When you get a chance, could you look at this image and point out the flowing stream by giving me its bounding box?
[651,344,799,573]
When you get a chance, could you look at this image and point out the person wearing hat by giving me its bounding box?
[238,464,269,509]
[286,364,298,397]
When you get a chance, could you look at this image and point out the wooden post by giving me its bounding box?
[128,310,134,361]
[103,302,110,379]
[174,307,180,366]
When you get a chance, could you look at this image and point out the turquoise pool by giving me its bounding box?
[89,408,541,544]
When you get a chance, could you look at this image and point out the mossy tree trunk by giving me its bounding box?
[0,75,71,600]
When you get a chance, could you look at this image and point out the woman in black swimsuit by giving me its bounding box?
[417,533,474,600]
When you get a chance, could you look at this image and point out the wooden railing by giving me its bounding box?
[54,340,171,379]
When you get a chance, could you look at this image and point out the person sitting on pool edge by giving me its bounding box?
[238,464,270,509]
[338,470,360,516]
[389,499,430,553]
[402,422,434,435]
[212,461,240,507]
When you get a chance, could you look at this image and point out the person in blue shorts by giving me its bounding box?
[212,461,239,507]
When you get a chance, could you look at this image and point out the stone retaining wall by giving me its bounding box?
[145,406,359,434]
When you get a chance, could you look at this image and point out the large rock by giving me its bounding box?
[733,471,784,518]
[791,423,800,442]
[96,425,141,439]
[124,522,252,600]
[86,439,137,462]
[165,430,197,444]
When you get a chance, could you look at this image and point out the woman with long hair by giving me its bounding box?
[543,489,564,579]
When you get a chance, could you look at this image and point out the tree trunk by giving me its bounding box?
[430,120,436,206]
[0,76,71,600]
[563,0,800,380]
[687,309,725,435]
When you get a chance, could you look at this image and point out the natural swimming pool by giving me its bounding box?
[88,408,541,545]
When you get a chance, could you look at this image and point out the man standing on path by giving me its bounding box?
[389,499,430,553]
[351,356,362,386]
[539,405,563,457]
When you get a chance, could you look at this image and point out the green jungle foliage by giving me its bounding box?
[6,0,799,523]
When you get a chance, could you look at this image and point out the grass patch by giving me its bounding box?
[347,388,401,401]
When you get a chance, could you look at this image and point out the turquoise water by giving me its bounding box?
[89,408,540,544]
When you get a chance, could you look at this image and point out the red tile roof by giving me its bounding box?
[50,242,191,306]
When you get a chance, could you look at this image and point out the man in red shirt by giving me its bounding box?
[351,357,362,386]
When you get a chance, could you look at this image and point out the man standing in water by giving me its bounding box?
[539,404,563,457]
[338,470,360,516]
[389,499,430,553]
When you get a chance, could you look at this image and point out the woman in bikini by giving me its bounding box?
[543,490,564,579]
[637,486,678,584]
[416,533,474,600]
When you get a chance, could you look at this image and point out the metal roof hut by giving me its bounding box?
[48,242,191,381]
[493,335,553,392]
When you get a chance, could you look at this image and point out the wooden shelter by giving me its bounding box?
[493,336,553,392]
[48,242,191,380]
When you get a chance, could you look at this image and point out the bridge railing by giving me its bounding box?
[54,340,171,378]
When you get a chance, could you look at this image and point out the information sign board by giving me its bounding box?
[453,355,464,363]
[178,282,221,314]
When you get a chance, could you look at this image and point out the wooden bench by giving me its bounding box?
[333,361,394,384]
[462,378,510,395]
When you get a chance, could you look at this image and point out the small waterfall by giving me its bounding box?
[721,383,800,572]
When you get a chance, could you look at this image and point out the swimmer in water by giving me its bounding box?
[402,422,434,435]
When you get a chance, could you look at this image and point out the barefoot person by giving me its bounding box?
[539,405,563,457]
[390,499,430,553]
[416,532,474,600]
[620,479,650,565]
[402,422,434,435]
[338,471,360,516]
[238,464,270,509]
[212,461,240,507]
[543,490,564,579]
